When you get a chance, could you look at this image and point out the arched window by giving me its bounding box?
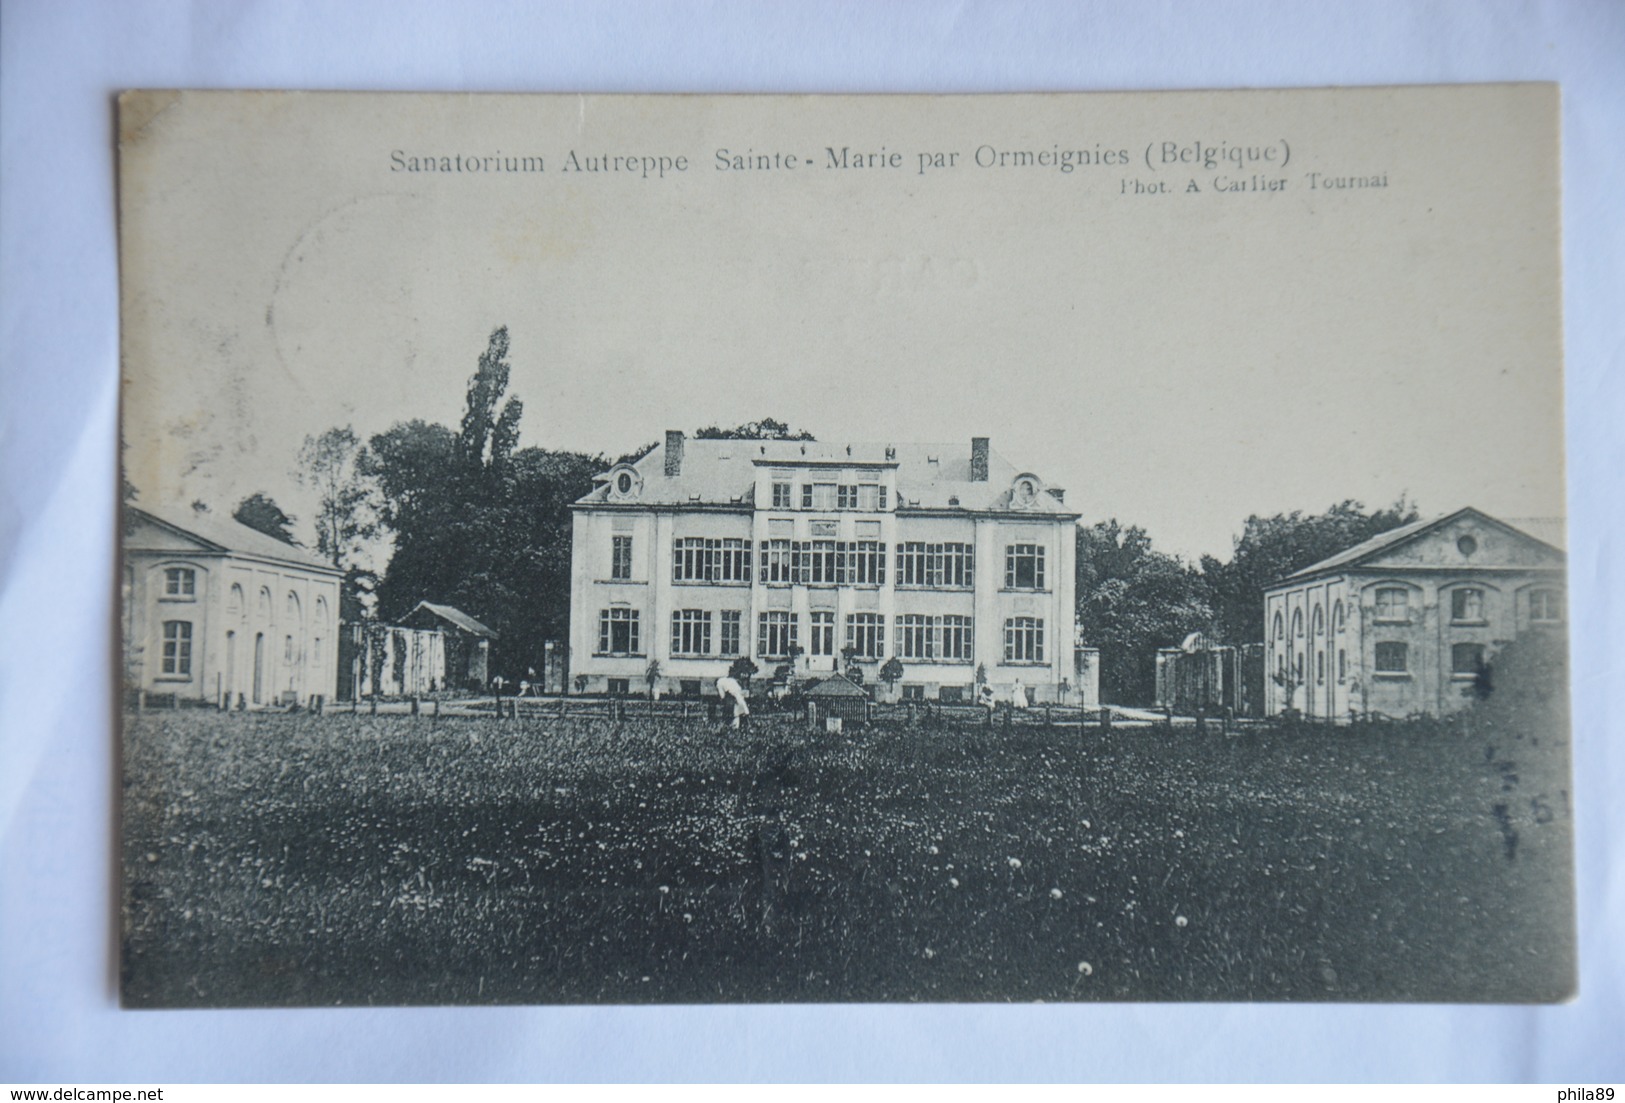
[286,591,303,627]
[1333,601,1345,635]
[1292,609,1304,638]
[258,586,273,625]
[1312,606,1324,637]
[1272,612,1284,646]
[227,583,245,623]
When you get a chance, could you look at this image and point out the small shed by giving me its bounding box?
[403,601,497,690]
[804,674,870,724]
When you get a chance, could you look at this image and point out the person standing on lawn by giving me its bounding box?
[716,675,750,730]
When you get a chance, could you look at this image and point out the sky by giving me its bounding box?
[119,88,1566,562]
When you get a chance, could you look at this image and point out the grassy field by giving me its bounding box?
[120,705,1575,1006]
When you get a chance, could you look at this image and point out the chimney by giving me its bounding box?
[970,437,990,482]
[664,430,684,477]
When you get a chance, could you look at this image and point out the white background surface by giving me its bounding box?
[2,0,1621,1083]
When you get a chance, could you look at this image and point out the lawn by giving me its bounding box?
[120,705,1576,1006]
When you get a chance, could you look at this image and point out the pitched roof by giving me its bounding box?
[411,601,497,638]
[129,505,339,573]
[576,437,1076,515]
[804,674,869,698]
[1281,507,1564,583]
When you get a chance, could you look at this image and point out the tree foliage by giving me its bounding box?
[1199,497,1420,645]
[233,492,297,544]
[297,425,377,568]
[1075,520,1212,705]
[693,418,815,441]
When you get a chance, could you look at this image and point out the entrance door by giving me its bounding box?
[252,633,265,704]
[225,631,236,705]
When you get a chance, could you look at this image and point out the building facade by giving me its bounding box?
[123,505,343,707]
[569,433,1094,705]
[1263,508,1565,719]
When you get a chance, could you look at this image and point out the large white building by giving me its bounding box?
[1263,507,1566,719]
[569,433,1096,705]
[123,504,343,707]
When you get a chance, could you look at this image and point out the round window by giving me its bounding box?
[616,472,633,495]
[1457,534,1478,557]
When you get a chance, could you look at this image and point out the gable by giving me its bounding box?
[1358,512,1564,573]
[125,513,224,556]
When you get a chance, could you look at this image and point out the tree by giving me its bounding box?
[364,330,603,677]
[693,418,816,441]
[645,659,662,699]
[879,657,905,693]
[1075,520,1213,705]
[728,657,760,687]
[1200,497,1420,646]
[297,425,377,568]
[233,492,297,544]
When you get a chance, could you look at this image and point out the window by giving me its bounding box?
[897,614,934,660]
[671,610,712,656]
[1333,601,1345,635]
[760,539,794,584]
[897,542,974,587]
[802,483,836,510]
[163,567,196,598]
[1452,642,1486,676]
[1316,651,1325,684]
[1005,544,1047,590]
[1312,606,1324,637]
[837,484,858,510]
[672,538,713,583]
[846,540,885,585]
[161,620,192,676]
[597,608,641,655]
[901,684,926,701]
[680,679,702,698]
[845,613,884,659]
[1451,587,1486,623]
[1529,588,1563,623]
[607,678,630,696]
[284,635,294,664]
[940,615,974,662]
[1374,587,1410,622]
[672,536,747,588]
[895,614,974,662]
[1337,649,1347,683]
[1004,617,1045,663]
[1292,609,1304,638]
[771,482,792,509]
[611,535,633,580]
[1374,641,1409,674]
[758,612,798,659]
[809,611,835,656]
[719,611,742,656]
[708,538,749,582]
[1272,612,1284,645]
[938,685,965,704]
[859,484,886,511]
[803,540,839,585]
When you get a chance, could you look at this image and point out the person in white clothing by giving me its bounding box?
[716,675,751,730]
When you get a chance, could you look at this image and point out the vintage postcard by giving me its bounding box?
[118,87,1573,1006]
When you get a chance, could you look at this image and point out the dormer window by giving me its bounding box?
[163,567,196,598]
[606,464,642,502]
